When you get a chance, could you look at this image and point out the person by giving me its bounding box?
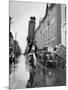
[26,66,35,88]
[24,41,33,55]
[26,41,38,87]
[29,54,36,69]
[26,53,36,88]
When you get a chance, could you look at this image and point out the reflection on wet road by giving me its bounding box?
[34,62,66,87]
[9,54,66,89]
[9,55,30,89]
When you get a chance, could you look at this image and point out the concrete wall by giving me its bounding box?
[35,4,57,49]
[56,4,61,45]
[47,4,57,47]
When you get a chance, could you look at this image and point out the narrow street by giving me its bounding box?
[9,54,66,89]
[9,54,30,89]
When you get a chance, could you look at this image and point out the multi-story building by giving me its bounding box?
[35,3,66,49]
[27,16,36,42]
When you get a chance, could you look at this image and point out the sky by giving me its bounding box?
[9,0,46,53]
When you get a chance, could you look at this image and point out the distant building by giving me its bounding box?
[9,32,14,49]
[9,16,14,49]
[27,16,36,42]
[35,3,66,49]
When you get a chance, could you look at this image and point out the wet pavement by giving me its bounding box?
[9,54,66,89]
[9,54,30,89]
[33,62,66,87]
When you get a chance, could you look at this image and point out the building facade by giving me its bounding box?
[61,4,66,47]
[35,4,66,49]
[27,17,36,42]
